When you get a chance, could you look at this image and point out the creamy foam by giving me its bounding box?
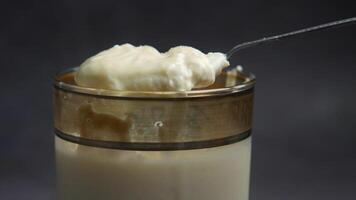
[75,44,229,91]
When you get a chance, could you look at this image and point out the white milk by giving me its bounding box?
[55,136,251,200]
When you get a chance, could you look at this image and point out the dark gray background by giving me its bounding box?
[1,0,355,199]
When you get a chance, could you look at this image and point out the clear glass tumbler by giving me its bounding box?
[53,67,255,200]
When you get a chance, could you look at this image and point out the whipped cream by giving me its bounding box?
[75,44,229,91]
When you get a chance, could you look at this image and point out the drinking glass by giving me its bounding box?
[53,67,255,200]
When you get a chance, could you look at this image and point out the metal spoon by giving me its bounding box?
[226,17,356,60]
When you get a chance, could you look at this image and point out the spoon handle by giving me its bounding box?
[226,17,356,58]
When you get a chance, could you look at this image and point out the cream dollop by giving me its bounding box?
[75,44,229,91]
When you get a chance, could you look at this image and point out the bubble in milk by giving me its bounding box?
[154,121,163,127]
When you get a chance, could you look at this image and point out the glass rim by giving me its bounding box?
[53,67,256,99]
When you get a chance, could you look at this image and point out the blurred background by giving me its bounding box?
[1,0,355,199]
